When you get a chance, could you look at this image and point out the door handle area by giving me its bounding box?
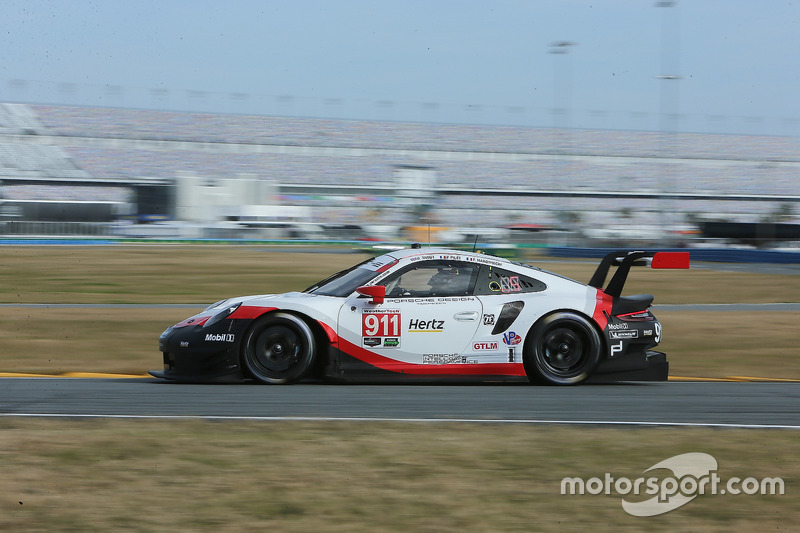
[453,311,480,322]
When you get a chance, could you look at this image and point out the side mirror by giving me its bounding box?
[356,285,385,305]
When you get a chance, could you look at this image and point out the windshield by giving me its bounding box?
[304,256,396,297]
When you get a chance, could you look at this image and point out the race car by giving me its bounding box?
[150,246,689,385]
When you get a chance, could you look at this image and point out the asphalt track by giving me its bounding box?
[1,378,798,429]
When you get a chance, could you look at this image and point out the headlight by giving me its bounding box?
[202,302,242,328]
[204,299,230,311]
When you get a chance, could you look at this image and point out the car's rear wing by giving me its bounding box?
[588,251,690,298]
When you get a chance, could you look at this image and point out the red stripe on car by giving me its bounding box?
[338,337,527,376]
[228,306,278,320]
[592,289,613,330]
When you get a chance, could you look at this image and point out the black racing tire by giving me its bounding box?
[242,312,316,384]
[524,311,601,385]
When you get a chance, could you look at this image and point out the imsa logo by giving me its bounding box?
[205,333,235,342]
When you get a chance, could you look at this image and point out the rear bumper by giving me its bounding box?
[587,350,669,383]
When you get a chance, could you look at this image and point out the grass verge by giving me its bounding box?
[1,418,797,532]
[1,245,799,305]
[1,308,796,379]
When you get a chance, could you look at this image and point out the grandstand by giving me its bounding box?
[0,102,798,240]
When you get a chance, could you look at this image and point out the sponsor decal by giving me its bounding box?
[385,297,476,305]
[179,341,189,348]
[610,341,624,357]
[473,341,499,351]
[503,331,522,345]
[422,353,476,365]
[362,312,401,337]
[363,337,382,347]
[205,333,235,342]
[409,318,445,332]
[483,314,496,325]
[610,330,639,340]
[383,337,400,348]
[608,323,630,330]
[643,329,654,336]
[366,256,398,272]
[386,298,441,305]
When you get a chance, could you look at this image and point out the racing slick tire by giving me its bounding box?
[242,312,316,384]
[524,311,601,385]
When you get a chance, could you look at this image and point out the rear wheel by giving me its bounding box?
[242,313,316,384]
[524,312,601,385]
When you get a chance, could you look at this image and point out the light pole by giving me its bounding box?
[549,41,576,141]
[656,0,680,243]
[549,41,577,238]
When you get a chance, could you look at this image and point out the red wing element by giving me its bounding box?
[356,285,385,305]
[651,252,690,269]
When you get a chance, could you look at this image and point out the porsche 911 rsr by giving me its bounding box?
[150,247,689,385]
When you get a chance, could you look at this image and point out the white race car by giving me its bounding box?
[151,246,688,385]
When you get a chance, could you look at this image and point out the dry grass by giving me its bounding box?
[1,418,797,532]
[0,245,368,304]
[1,308,797,379]
[0,245,798,378]
[658,311,800,379]
[0,308,191,375]
[0,245,798,305]
[1,245,798,531]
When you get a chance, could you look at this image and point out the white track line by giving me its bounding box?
[1,413,799,430]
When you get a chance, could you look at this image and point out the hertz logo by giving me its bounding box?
[408,318,444,332]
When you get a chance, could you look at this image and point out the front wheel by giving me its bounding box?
[524,312,601,385]
[242,313,316,384]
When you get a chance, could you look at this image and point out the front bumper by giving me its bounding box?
[150,321,249,383]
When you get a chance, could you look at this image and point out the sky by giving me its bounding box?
[2,0,799,136]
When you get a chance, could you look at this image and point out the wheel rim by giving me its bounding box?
[535,322,595,379]
[243,314,315,383]
[541,327,585,373]
[251,325,301,375]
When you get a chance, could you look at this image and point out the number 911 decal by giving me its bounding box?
[362,309,401,348]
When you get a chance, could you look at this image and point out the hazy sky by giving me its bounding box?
[2,0,799,135]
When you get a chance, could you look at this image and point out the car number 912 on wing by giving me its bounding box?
[150,247,689,385]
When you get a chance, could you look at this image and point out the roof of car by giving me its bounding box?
[383,246,516,265]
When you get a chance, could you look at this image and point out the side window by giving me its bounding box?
[380,261,479,297]
[473,266,546,295]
